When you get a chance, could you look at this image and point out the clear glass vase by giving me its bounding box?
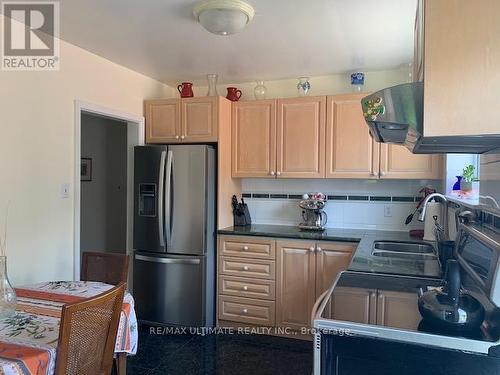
[254,81,267,100]
[206,74,218,96]
[0,256,16,318]
[297,77,311,96]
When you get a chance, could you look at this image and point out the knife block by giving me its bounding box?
[234,204,252,227]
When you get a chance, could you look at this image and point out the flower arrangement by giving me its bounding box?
[462,164,478,183]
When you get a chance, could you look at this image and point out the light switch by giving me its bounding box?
[60,183,70,199]
[384,205,392,217]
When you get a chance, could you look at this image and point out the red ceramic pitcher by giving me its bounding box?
[177,82,194,98]
[226,87,242,101]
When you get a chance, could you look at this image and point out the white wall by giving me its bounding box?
[0,19,173,285]
[242,178,443,231]
[80,114,127,254]
[190,67,410,100]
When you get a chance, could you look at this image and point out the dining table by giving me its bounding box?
[0,280,138,375]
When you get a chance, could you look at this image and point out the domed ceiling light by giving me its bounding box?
[193,0,255,36]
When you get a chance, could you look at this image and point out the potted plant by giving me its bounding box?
[460,165,479,192]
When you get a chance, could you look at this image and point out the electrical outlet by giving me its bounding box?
[384,205,392,217]
[60,183,70,199]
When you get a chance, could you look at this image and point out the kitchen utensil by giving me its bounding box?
[298,196,327,231]
[226,87,242,101]
[418,259,485,331]
[232,195,251,226]
[178,82,194,98]
[405,206,419,225]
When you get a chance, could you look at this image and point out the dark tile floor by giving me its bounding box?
[128,325,313,375]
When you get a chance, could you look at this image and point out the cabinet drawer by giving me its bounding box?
[219,236,275,259]
[218,275,275,300]
[219,257,275,280]
[218,295,275,326]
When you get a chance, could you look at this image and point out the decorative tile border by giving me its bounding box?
[242,193,421,203]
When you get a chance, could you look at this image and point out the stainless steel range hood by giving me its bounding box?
[361,82,500,154]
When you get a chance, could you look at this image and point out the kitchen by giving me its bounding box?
[0,0,499,374]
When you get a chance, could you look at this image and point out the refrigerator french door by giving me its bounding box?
[133,145,215,327]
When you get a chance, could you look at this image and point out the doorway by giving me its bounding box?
[74,101,144,282]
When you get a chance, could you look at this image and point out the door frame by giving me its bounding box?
[74,100,144,280]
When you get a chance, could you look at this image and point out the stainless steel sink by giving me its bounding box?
[371,241,437,259]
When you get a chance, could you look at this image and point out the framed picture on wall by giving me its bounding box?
[81,158,92,182]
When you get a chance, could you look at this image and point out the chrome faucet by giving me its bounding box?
[418,193,449,241]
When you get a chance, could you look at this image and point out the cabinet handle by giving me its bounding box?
[380,171,386,177]
[276,171,281,176]
[242,309,248,314]
[175,135,180,140]
[242,286,248,291]
[180,135,185,140]
[309,247,315,252]
[316,247,322,252]
[242,266,249,271]
[243,246,249,251]
[270,171,275,176]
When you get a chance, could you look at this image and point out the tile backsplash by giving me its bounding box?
[241,179,443,231]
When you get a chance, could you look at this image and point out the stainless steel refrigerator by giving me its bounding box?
[133,145,215,327]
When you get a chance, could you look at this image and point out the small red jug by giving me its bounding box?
[226,87,242,101]
[177,82,194,98]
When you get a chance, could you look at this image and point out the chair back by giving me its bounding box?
[55,282,126,375]
[81,251,129,285]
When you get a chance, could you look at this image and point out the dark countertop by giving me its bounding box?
[218,224,442,279]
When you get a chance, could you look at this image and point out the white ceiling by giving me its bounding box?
[59,0,417,85]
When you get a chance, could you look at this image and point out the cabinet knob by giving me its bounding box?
[242,266,249,271]
[180,135,185,140]
[242,309,248,314]
[380,171,386,177]
[309,247,315,252]
[270,171,275,176]
[243,246,249,251]
[175,135,180,140]
[317,247,322,252]
[276,171,281,176]
[242,286,248,291]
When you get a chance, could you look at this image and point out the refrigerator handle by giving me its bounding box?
[158,151,167,247]
[165,150,173,247]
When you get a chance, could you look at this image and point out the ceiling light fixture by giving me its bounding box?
[193,0,255,36]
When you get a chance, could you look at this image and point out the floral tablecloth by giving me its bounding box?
[0,281,138,375]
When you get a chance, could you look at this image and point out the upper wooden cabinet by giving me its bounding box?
[380,144,442,179]
[181,97,218,142]
[144,99,181,143]
[326,94,380,179]
[277,97,326,178]
[231,95,442,180]
[145,96,221,143]
[232,100,276,178]
[421,0,500,137]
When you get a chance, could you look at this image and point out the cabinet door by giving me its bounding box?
[276,97,326,178]
[330,287,376,324]
[232,100,276,178]
[315,242,356,297]
[145,99,181,143]
[326,94,380,179]
[276,240,316,330]
[376,291,421,330]
[181,97,218,142]
[380,144,442,179]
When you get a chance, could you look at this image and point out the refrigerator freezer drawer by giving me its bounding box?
[134,253,205,326]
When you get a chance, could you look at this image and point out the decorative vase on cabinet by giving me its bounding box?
[254,81,267,99]
[0,256,16,318]
[206,74,218,96]
[297,77,311,96]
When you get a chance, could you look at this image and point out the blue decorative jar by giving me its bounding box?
[452,176,462,191]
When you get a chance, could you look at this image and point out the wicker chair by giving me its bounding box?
[81,251,130,285]
[55,282,126,375]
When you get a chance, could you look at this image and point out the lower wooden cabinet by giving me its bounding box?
[276,240,316,330]
[218,236,356,335]
[331,288,420,328]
